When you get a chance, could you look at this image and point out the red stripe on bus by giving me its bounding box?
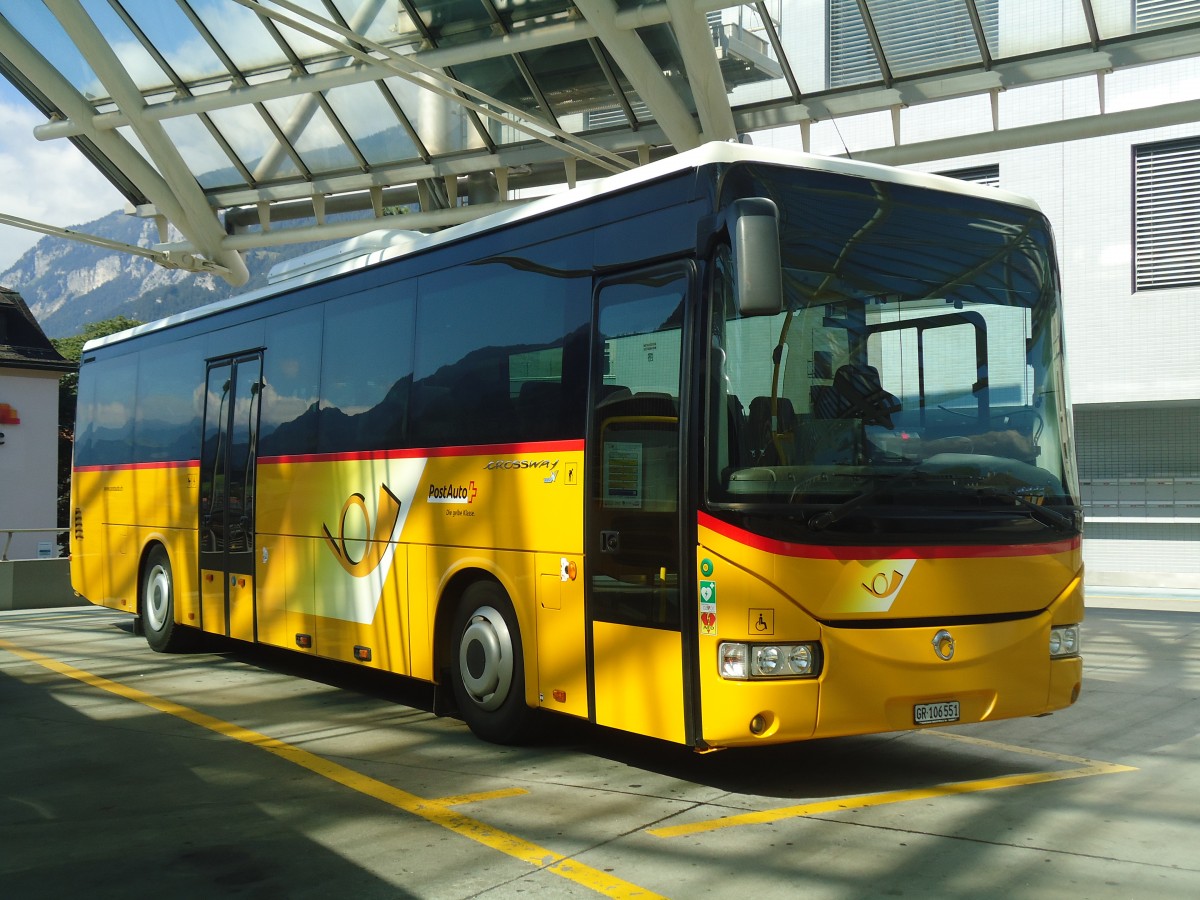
[697,511,1080,560]
[74,460,198,473]
[259,439,584,465]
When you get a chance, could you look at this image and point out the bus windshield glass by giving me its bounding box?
[708,164,1078,539]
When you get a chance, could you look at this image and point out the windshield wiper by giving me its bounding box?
[807,469,938,531]
[806,471,1079,533]
[974,486,1079,531]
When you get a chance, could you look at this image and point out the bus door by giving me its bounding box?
[198,353,263,642]
[588,267,693,745]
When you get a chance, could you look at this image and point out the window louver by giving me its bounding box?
[1134,137,1200,291]
[1135,0,1200,31]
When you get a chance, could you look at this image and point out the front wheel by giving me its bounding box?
[142,545,190,652]
[450,581,534,744]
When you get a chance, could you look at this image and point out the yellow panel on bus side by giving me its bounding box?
[70,469,126,610]
[406,544,432,681]
[254,536,319,654]
[158,526,200,631]
[228,572,255,643]
[255,538,288,650]
[170,467,203,630]
[73,464,202,624]
[199,568,227,636]
[311,545,410,674]
[132,462,201,596]
[287,538,318,655]
[592,620,686,744]
[254,536,322,655]
[95,466,137,610]
[535,553,587,719]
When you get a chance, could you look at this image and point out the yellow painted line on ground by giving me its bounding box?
[429,787,530,808]
[650,732,1137,840]
[651,763,1135,839]
[0,638,662,900]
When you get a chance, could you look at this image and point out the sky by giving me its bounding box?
[0,80,125,273]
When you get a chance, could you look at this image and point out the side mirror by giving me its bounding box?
[730,198,783,317]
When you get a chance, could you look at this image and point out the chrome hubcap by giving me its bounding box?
[458,606,513,711]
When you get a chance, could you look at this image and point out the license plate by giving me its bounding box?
[914,700,960,725]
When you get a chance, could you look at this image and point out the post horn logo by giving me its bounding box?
[322,484,403,578]
[862,569,905,600]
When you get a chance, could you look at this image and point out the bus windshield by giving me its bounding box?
[708,165,1079,539]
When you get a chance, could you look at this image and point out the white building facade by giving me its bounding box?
[0,287,73,560]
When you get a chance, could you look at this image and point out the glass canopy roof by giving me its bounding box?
[1,0,1199,284]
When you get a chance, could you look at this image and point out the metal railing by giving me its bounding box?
[1,528,65,562]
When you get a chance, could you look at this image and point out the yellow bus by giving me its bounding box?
[70,144,1082,748]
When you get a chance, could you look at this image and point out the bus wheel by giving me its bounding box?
[450,581,533,744]
[142,545,187,653]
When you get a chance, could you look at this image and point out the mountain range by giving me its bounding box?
[0,210,334,338]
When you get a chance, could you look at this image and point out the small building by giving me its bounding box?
[0,285,75,560]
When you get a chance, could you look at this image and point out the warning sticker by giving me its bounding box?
[700,580,717,635]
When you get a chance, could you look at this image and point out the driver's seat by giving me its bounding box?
[825,364,901,429]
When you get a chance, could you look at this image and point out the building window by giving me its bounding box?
[1074,403,1200,520]
[586,102,650,130]
[828,0,998,88]
[937,164,1000,188]
[1133,136,1200,291]
[1135,0,1200,31]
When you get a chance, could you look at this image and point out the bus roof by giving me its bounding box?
[83,143,1042,353]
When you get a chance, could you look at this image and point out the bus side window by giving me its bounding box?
[413,259,589,447]
[319,286,415,454]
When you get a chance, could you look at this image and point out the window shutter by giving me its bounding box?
[1134,137,1200,291]
[1135,0,1200,31]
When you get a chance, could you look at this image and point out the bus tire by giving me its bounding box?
[450,581,533,744]
[142,545,189,653]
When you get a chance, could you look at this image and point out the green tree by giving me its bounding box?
[52,316,141,534]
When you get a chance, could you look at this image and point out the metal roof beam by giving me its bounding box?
[212,199,527,251]
[20,2,747,149]
[206,122,672,212]
[856,0,893,86]
[37,11,1200,151]
[243,0,388,183]
[727,20,1200,132]
[0,7,246,283]
[665,0,737,141]
[850,96,1200,167]
[31,5,727,141]
[0,210,229,275]
[233,0,632,173]
[41,0,249,285]
[572,0,703,151]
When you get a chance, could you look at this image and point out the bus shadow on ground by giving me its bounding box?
[113,619,1070,803]
[546,716,1064,801]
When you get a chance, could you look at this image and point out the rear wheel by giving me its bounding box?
[142,545,189,652]
[450,581,534,744]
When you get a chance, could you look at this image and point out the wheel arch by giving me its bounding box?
[431,559,537,710]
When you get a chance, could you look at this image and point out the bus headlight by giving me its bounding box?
[719,642,821,680]
[1049,624,1080,658]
